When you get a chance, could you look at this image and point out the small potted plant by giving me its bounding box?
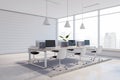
[59,33,70,47]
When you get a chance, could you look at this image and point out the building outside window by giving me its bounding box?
[100,6,120,49]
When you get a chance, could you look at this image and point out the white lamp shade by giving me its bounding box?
[80,23,85,29]
[43,17,50,25]
[64,21,71,27]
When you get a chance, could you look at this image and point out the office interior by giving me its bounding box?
[0,0,120,80]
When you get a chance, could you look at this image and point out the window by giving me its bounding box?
[58,5,120,49]
[100,12,120,49]
[75,11,98,47]
[100,6,120,15]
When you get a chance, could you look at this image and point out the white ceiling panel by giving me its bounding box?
[0,0,120,18]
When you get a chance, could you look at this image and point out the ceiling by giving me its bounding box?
[0,0,120,18]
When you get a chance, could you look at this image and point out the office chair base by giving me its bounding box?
[52,65,68,71]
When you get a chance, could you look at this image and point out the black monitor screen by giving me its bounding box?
[84,40,90,45]
[45,40,56,47]
[68,40,76,46]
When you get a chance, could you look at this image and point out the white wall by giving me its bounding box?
[0,10,57,54]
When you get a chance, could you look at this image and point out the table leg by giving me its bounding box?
[44,51,47,68]
[28,49,32,63]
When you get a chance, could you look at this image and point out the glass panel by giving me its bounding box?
[100,6,120,15]
[58,16,73,22]
[58,21,73,41]
[75,17,98,47]
[100,13,120,49]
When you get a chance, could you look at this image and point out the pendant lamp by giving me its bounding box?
[43,0,50,25]
[64,0,70,27]
[80,1,85,29]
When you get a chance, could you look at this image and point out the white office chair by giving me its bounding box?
[66,49,75,57]
[66,46,87,65]
[79,46,89,65]
[70,47,87,65]
[92,46,103,61]
[29,46,39,63]
[52,49,67,71]
[81,47,87,56]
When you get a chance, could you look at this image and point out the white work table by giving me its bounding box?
[28,46,87,68]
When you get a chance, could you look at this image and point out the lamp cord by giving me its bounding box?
[81,0,83,23]
[67,0,68,20]
[46,0,48,17]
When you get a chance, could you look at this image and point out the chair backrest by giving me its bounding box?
[57,49,67,59]
[81,47,87,56]
[77,41,84,47]
[96,46,102,54]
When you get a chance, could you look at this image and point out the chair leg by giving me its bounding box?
[77,55,81,65]
[32,55,35,63]
[54,52,56,56]
[58,59,61,67]
[58,59,62,71]
[33,55,35,59]
[52,59,61,70]
[92,53,97,61]
[32,55,39,63]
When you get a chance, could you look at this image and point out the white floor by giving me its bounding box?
[0,53,120,80]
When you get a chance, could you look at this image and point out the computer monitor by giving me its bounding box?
[68,40,76,46]
[77,41,84,46]
[84,40,90,45]
[39,42,45,48]
[45,40,56,47]
[36,41,45,48]
[61,42,68,47]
